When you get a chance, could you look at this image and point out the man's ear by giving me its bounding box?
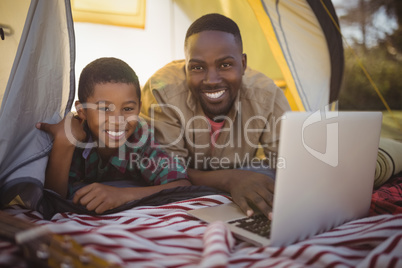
[75,101,87,120]
[242,53,247,75]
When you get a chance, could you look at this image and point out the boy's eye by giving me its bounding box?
[123,107,134,112]
[98,106,109,112]
[97,104,115,112]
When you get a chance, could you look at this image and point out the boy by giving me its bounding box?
[36,57,190,214]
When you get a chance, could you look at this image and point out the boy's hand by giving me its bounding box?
[73,183,131,214]
[36,112,86,145]
[228,171,274,219]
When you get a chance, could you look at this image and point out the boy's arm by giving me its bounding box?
[36,114,86,198]
[73,179,190,214]
[43,136,75,198]
[72,123,190,214]
[187,168,274,218]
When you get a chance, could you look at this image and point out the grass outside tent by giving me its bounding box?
[381,111,402,141]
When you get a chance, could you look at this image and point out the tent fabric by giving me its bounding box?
[0,0,75,209]
[251,0,343,111]
[306,0,344,105]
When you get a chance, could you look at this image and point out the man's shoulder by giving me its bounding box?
[146,60,188,99]
[240,67,282,103]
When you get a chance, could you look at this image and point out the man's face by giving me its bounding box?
[78,82,141,150]
[185,31,246,120]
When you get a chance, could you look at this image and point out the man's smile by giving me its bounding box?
[204,89,226,101]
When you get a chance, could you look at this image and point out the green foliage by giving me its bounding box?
[381,111,402,141]
[338,45,402,111]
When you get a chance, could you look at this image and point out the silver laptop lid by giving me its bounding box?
[270,111,382,247]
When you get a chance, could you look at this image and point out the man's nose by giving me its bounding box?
[204,68,221,85]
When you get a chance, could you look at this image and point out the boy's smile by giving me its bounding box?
[77,82,141,159]
[106,130,125,140]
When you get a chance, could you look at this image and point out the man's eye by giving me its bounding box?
[221,63,231,68]
[191,66,204,71]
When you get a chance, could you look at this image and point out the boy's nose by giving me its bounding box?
[108,115,125,128]
[107,106,124,118]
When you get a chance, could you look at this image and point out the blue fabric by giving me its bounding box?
[0,0,75,210]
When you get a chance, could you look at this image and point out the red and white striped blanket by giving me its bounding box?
[1,176,402,268]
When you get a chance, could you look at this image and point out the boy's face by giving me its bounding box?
[185,30,246,120]
[78,82,141,149]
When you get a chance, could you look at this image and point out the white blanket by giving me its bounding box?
[1,194,402,267]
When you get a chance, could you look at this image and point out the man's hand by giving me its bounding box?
[36,112,86,146]
[188,168,275,219]
[227,170,274,218]
[73,183,132,214]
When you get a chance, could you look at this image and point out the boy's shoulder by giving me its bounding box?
[127,119,152,144]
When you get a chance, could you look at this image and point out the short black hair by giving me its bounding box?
[78,57,140,103]
[184,13,243,51]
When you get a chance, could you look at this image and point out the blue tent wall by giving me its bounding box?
[0,0,75,209]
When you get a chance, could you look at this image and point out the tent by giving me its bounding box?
[0,0,399,212]
[0,0,75,210]
[2,1,402,267]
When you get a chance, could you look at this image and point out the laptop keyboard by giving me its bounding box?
[228,214,271,237]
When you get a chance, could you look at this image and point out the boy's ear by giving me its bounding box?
[75,101,87,120]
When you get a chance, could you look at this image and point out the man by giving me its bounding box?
[141,13,291,218]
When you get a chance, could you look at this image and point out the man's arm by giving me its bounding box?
[262,85,291,158]
[140,76,189,158]
[188,168,274,218]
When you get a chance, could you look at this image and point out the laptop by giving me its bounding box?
[188,111,383,247]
